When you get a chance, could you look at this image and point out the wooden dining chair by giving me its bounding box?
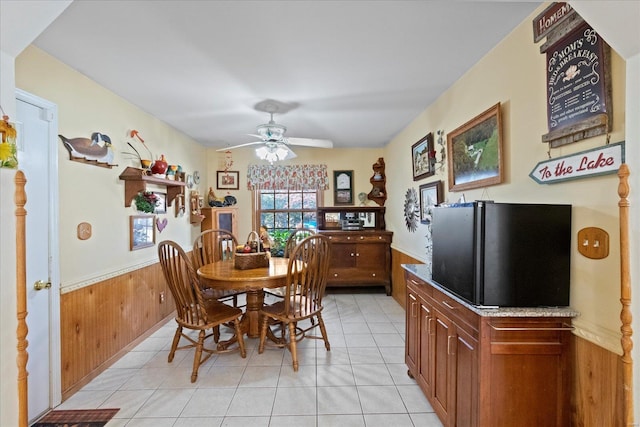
[192,229,246,307]
[158,240,246,382]
[265,228,316,298]
[284,228,316,258]
[258,234,331,371]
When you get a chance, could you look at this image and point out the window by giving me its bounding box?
[254,189,322,256]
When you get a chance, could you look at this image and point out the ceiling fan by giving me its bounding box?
[217,105,333,163]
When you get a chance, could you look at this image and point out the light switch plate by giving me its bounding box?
[577,227,609,259]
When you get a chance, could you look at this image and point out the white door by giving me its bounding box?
[16,90,61,423]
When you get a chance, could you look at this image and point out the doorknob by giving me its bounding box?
[34,280,51,291]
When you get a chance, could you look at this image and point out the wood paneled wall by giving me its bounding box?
[390,248,624,426]
[60,247,624,425]
[60,261,174,398]
[571,335,624,426]
[390,248,422,308]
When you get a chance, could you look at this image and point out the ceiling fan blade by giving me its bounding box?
[216,141,263,151]
[286,137,333,148]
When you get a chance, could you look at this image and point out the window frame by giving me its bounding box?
[252,189,324,248]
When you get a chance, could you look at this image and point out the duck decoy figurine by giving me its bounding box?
[59,132,114,164]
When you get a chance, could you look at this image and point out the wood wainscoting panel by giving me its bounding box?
[60,261,175,397]
[390,249,423,308]
[571,334,624,426]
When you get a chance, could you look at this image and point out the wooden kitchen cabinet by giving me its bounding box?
[319,230,392,295]
[405,269,572,427]
[200,207,237,235]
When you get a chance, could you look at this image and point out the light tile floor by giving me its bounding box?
[57,291,443,427]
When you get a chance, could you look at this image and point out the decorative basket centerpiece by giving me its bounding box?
[234,231,270,270]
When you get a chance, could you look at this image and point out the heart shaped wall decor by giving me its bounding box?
[156,218,168,233]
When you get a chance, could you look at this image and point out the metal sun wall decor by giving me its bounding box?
[403,187,419,232]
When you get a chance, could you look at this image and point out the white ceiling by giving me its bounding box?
[31,1,540,150]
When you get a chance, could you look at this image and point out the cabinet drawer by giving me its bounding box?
[487,319,571,355]
[324,232,392,244]
[329,268,388,283]
[405,272,434,298]
[431,287,479,334]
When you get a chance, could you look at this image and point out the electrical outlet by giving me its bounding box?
[159,291,165,303]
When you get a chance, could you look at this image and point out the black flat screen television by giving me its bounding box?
[431,201,571,307]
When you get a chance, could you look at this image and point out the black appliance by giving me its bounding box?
[431,201,571,307]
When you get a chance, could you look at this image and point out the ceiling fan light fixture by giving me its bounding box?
[256,144,291,163]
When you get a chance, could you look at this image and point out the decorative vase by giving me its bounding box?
[151,154,168,176]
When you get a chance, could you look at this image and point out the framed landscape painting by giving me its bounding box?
[446,103,503,192]
[419,180,443,224]
[412,132,435,181]
[130,215,156,251]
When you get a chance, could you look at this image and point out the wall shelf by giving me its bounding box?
[367,157,387,206]
[119,166,186,208]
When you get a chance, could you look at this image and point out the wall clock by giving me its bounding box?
[404,188,419,232]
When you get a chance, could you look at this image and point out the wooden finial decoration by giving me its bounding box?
[15,170,29,427]
[617,163,634,427]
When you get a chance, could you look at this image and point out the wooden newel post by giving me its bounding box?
[617,163,634,427]
[14,170,29,427]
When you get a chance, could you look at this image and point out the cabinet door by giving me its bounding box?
[356,242,387,270]
[417,299,434,398]
[201,207,237,234]
[217,211,233,233]
[453,325,478,427]
[432,308,454,423]
[405,291,419,374]
[330,243,357,269]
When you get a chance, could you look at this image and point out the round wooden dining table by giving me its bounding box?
[197,256,291,340]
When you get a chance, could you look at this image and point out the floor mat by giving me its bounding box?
[32,408,119,427]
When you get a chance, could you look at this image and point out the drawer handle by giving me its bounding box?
[360,236,364,240]
[441,300,456,310]
[427,317,433,335]
[350,253,355,257]
[409,279,420,285]
[488,323,574,331]
[447,335,455,355]
[333,273,338,277]
[356,253,360,257]
[371,273,376,277]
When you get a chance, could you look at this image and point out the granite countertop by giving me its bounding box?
[402,264,579,318]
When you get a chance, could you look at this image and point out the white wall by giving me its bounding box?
[1,2,639,425]
[382,2,629,357]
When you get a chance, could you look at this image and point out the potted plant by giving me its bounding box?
[134,191,159,213]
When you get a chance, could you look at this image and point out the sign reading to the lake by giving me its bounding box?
[529,142,624,184]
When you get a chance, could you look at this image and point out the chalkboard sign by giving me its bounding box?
[543,23,611,147]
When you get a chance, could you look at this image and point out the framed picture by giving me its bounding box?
[411,132,435,181]
[153,192,166,214]
[358,212,376,228]
[447,103,503,192]
[217,170,239,190]
[333,170,353,205]
[130,215,155,251]
[419,181,443,224]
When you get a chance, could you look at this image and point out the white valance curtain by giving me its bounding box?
[246,164,329,191]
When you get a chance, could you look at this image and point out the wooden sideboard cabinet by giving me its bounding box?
[319,230,393,295]
[405,269,572,427]
[200,207,237,235]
